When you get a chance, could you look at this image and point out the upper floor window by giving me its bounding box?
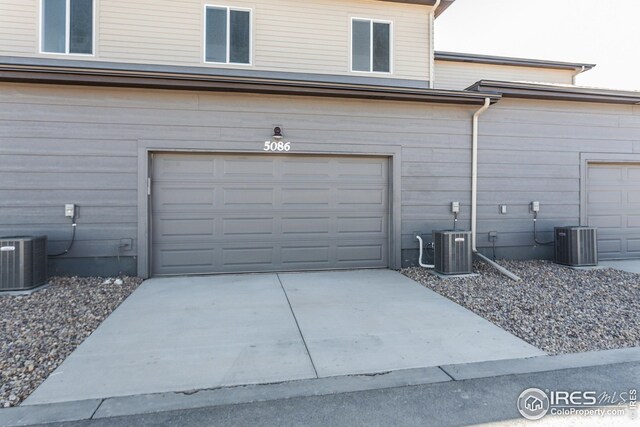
[41,0,94,55]
[205,6,251,65]
[351,18,391,73]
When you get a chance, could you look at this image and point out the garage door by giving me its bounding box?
[151,153,390,275]
[586,163,640,260]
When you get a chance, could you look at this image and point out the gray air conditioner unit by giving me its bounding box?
[433,230,473,275]
[554,226,598,267]
[0,236,48,291]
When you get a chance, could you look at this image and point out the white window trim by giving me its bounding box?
[203,4,253,66]
[39,0,96,56]
[350,17,393,75]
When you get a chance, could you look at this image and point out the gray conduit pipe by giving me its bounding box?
[471,98,522,282]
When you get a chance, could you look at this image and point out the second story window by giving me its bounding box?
[351,18,391,73]
[41,0,94,55]
[205,6,251,65]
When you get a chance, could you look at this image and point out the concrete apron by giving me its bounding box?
[24,269,544,405]
[600,259,640,274]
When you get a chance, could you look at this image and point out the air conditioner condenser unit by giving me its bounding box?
[433,230,473,275]
[0,236,48,291]
[554,226,598,267]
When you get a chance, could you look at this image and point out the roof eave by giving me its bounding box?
[435,51,596,72]
[0,60,499,106]
[378,0,455,17]
[468,80,640,105]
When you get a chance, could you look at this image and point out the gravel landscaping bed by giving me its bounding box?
[403,260,640,355]
[0,276,142,408]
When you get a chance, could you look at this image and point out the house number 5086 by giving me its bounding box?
[264,141,291,152]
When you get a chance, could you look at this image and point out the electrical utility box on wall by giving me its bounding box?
[554,226,598,267]
[433,230,473,275]
[0,236,48,291]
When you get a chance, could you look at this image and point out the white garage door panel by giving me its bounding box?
[151,153,390,275]
[587,163,640,260]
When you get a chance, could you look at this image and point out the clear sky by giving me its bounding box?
[435,0,640,91]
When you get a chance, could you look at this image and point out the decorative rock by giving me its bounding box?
[402,260,640,356]
[1,276,142,407]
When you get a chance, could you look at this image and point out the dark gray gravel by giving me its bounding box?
[0,277,142,408]
[402,260,640,356]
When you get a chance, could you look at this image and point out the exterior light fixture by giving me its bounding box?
[264,127,291,152]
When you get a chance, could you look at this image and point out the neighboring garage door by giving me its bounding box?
[586,163,640,260]
[151,153,390,275]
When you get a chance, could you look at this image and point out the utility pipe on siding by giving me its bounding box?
[471,97,522,281]
[415,235,434,268]
[428,0,441,88]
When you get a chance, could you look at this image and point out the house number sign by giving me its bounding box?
[263,141,291,152]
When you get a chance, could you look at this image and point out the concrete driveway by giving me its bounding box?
[25,270,544,405]
[601,259,640,274]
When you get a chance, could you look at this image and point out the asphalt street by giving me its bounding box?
[39,362,639,427]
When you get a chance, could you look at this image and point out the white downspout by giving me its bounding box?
[428,0,440,88]
[471,98,491,252]
[471,98,522,281]
[572,65,587,85]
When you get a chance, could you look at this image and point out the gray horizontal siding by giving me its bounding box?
[0,107,474,135]
[470,99,636,252]
[402,163,579,178]
[0,138,138,157]
[0,225,136,241]
[0,83,638,274]
[402,177,579,192]
[0,155,137,172]
[0,87,140,263]
[402,97,637,257]
[0,172,136,190]
[0,206,137,224]
[0,190,136,207]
